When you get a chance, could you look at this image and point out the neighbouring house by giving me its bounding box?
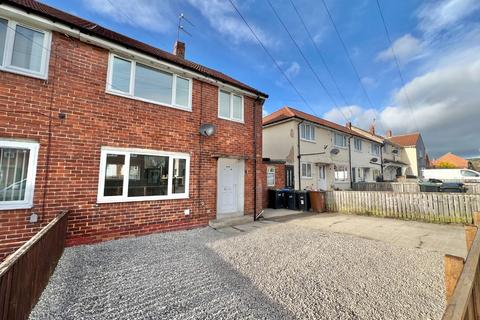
[262,106,379,191]
[431,152,473,169]
[0,0,267,260]
[387,132,427,178]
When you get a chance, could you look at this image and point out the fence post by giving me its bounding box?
[444,254,465,303]
[465,225,478,251]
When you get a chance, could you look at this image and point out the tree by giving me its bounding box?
[435,162,457,169]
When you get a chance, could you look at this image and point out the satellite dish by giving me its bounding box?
[392,149,399,154]
[371,157,378,163]
[199,123,216,137]
[330,148,340,155]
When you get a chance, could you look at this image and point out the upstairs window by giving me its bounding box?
[0,18,51,79]
[98,147,189,203]
[218,89,244,122]
[334,133,347,148]
[371,144,380,156]
[300,123,315,142]
[0,140,39,210]
[354,138,362,152]
[107,54,192,110]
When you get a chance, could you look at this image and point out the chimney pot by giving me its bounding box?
[369,124,376,135]
[386,129,393,137]
[173,41,185,59]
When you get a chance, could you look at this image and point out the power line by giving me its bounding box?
[288,0,350,107]
[226,0,319,117]
[267,0,353,123]
[374,0,419,131]
[320,0,376,113]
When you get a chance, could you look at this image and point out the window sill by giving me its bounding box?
[218,115,245,124]
[0,66,48,80]
[97,194,189,204]
[105,90,192,112]
[0,203,33,211]
[300,138,316,143]
[301,176,313,179]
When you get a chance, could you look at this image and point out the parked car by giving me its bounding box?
[422,169,480,183]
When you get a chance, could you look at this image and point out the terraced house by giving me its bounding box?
[0,0,267,260]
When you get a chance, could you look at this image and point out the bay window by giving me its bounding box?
[218,89,244,122]
[97,147,189,203]
[0,140,39,210]
[107,54,192,110]
[0,17,51,79]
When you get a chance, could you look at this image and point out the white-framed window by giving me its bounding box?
[97,147,190,203]
[267,167,275,187]
[301,162,312,178]
[0,140,39,210]
[0,17,51,79]
[334,133,347,148]
[372,168,381,181]
[218,89,244,122]
[353,138,362,152]
[106,54,192,111]
[371,144,380,156]
[334,165,348,182]
[300,123,315,142]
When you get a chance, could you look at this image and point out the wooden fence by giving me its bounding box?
[0,210,69,320]
[353,182,480,194]
[325,191,480,224]
[442,215,480,319]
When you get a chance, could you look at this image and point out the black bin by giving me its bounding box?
[285,190,298,210]
[296,190,310,211]
[268,189,285,209]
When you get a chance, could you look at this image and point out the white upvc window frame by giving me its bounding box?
[106,53,193,112]
[0,139,39,210]
[334,164,349,182]
[301,162,312,179]
[0,16,51,80]
[371,143,381,156]
[267,166,275,187]
[300,123,315,142]
[97,146,190,204]
[218,88,244,123]
[334,133,347,148]
[353,138,362,152]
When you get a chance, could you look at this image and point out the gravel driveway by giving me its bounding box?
[30,222,445,320]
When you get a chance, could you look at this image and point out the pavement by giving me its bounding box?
[30,210,465,319]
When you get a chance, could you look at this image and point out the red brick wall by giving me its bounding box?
[0,32,264,260]
[261,162,286,208]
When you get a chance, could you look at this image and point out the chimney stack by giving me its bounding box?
[386,129,393,137]
[173,41,185,59]
[368,124,375,135]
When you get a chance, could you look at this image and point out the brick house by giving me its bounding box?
[0,0,267,260]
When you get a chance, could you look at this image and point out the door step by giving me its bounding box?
[209,215,253,229]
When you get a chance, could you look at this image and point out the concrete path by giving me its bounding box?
[259,209,467,258]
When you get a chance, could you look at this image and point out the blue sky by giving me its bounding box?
[42,0,480,159]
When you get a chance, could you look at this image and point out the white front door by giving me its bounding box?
[217,158,244,217]
[318,165,327,190]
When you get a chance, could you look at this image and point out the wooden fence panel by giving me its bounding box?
[326,191,480,224]
[353,182,480,194]
[0,211,69,320]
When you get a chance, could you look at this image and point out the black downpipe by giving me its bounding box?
[348,136,353,189]
[297,120,305,190]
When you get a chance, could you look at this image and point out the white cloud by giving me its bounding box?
[186,0,275,46]
[325,51,480,158]
[83,0,175,33]
[377,34,424,65]
[361,77,377,89]
[324,105,378,129]
[284,62,301,78]
[417,0,480,35]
